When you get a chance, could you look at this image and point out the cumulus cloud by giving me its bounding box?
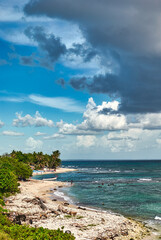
[57,98,127,135]
[129,113,161,130]
[43,133,64,140]
[26,137,43,150]
[13,111,54,127]
[0,120,4,128]
[57,120,98,135]
[34,131,46,136]
[2,130,24,136]
[24,0,161,114]
[76,135,96,147]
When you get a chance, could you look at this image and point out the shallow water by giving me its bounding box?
[33,160,161,235]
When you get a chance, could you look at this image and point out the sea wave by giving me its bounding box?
[53,190,74,204]
[155,216,161,221]
[137,178,152,182]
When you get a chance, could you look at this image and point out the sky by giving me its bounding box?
[1,0,161,159]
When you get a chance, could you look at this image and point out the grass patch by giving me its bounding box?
[76,216,84,219]
[64,215,72,218]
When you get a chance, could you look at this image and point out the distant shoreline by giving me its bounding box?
[32,167,77,176]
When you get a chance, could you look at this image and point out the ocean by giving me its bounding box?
[33,160,161,235]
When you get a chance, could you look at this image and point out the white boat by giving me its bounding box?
[43,177,57,181]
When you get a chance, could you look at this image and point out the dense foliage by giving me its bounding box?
[0,150,75,239]
[10,150,61,170]
[0,211,75,240]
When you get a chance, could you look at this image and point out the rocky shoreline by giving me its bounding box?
[3,178,154,240]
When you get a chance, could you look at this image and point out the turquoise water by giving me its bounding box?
[33,160,161,224]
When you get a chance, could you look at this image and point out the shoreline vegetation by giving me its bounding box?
[0,150,155,239]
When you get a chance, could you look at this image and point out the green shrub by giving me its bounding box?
[0,212,75,240]
[0,231,13,240]
[14,162,32,180]
[0,169,19,196]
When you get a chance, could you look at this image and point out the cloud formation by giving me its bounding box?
[57,98,127,135]
[0,120,4,128]
[24,26,66,69]
[24,0,161,113]
[56,98,161,136]
[77,135,96,147]
[26,137,43,150]
[2,130,24,136]
[34,131,46,136]
[43,133,64,140]
[29,94,84,113]
[13,111,54,127]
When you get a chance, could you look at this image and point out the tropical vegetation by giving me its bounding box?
[0,151,75,239]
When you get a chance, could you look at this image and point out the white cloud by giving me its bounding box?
[80,98,127,131]
[76,135,96,147]
[0,120,4,128]
[26,137,43,150]
[29,94,84,113]
[57,98,127,135]
[2,130,24,136]
[57,120,98,135]
[101,128,159,153]
[34,131,47,136]
[43,133,65,140]
[130,113,161,130]
[13,111,54,127]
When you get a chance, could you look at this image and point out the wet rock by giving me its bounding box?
[13,214,26,225]
[121,230,128,236]
[29,219,33,224]
[40,214,47,219]
[64,202,69,206]
[69,211,77,216]
[49,209,60,215]
[65,230,71,234]
[77,206,86,210]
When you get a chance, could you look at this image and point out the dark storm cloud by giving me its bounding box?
[20,55,35,66]
[24,0,161,55]
[25,26,67,65]
[68,43,97,62]
[24,0,161,113]
[70,57,161,114]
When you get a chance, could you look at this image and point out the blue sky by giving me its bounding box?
[1,0,161,159]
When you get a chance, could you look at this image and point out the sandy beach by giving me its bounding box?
[4,174,154,240]
[32,167,77,176]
